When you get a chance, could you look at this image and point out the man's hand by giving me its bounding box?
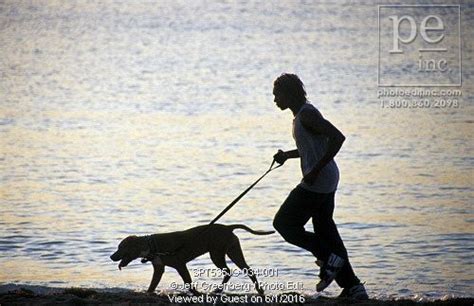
[273,150,288,165]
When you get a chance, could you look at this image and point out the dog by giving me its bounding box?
[110,224,274,294]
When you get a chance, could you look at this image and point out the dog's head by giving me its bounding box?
[110,235,147,270]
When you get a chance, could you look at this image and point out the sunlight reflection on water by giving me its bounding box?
[1,0,473,300]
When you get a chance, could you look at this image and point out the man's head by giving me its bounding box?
[273,73,307,110]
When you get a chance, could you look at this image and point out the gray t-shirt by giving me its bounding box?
[293,103,339,193]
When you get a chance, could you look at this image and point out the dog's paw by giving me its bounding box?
[212,288,224,294]
[190,288,202,296]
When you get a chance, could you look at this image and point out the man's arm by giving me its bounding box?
[273,149,299,165]
[300,108,345,184]
[283,149,300,158]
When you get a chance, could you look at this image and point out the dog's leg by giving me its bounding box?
[147,263,165,293]
[176,264,200,295]
[210,250,232,293]
[227,240,264,295]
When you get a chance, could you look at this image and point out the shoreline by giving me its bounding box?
[1,285,472,306]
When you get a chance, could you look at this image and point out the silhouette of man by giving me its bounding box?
[272,73,368,299]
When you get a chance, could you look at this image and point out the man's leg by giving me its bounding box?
[273,187,331,260]
[312,192,360,289]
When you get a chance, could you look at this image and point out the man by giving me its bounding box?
[272,73,368,299]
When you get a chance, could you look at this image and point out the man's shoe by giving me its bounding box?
[339,283,369,300]
[316,253,345,292]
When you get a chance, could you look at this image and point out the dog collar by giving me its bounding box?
[141,235,175,264]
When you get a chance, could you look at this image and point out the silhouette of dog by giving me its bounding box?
[110,224,274,294]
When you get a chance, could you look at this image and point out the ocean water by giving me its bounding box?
[1,0,473,300]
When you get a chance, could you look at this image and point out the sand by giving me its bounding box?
[0,287,472,306]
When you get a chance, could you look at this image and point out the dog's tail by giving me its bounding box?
[228,224,275,235]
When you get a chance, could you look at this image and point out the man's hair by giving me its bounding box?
[273,73,307,104]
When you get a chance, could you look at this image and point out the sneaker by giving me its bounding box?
[339,283,369,300]
[316,253,345,292]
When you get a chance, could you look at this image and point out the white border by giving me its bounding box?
[377,5,462,87]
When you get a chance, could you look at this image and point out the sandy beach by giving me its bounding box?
[0,286,472,306]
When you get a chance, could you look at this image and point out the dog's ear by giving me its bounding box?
[119,235,138,247]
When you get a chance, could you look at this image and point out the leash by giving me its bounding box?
[142,159,282,262]
[209,159,282,225]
